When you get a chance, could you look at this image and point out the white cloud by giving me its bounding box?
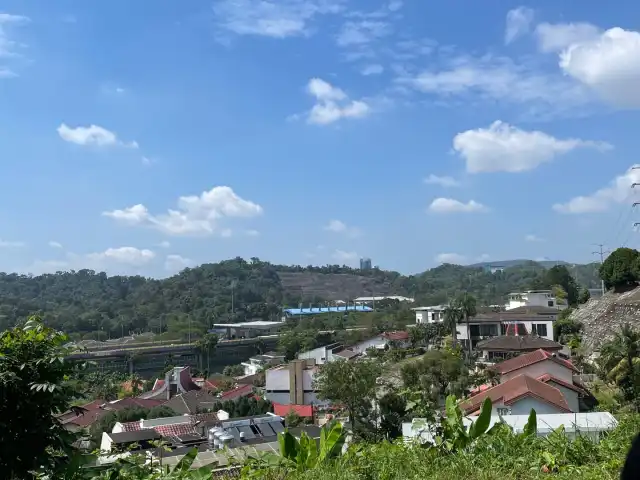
[212,0,343,38]
[165,254,194,272]
[304,78,370,125]
[246,229,260,237]
[48,241,63,249]
[560,27,640,108]
[525,234,545,242]
[387,0,403,12]
[428,198,488,213]
[332,249,359,263]
[504,7,534,45]
[57,123,138,148]
[453,121,612,174]
[401,54,590,116]
[535,22,600,52]
[141,156,155,166]
[0,13,30,76]
[86,247,155,267]
[361,64,383,76]
[336,20,391,47]
[104,186,263,236]
[157,240,171,248]
[476,253,491,262]
[0,239,25,247]
[553,165,640,214]
[324,219,361,237]
[435,253,466,265]
[424,174,460,188]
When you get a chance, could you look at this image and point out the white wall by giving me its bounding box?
[298,346,330,364]
[507,293,567,311]
[501,360,573,384]
[548,383,579,412]
[100,432,113,453]
[509,397,567,415]
[265,368,290,391]
[351,336,387,353]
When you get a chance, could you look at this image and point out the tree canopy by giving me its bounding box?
[600,248,640,291]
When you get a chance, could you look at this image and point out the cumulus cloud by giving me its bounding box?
[57,123,138,148]
[48,241,63,248]
[212,0,344,38]
[103,186,263,236]
[453,121,612,173]
[428,198,488,213]
[559,27,640,108]
[324,219,361,237]
[332,249,359,263]
[336,20,391,47]
[165,254,194,272]
[553,165,640,214]
[304,78,370,125]
[525,234,545,242]
[424,174,460,188]
[86,247,155,267]
[505,7,534,44]
[435,253,466,265]
[361,64,384,76]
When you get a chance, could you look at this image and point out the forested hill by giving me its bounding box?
[0,257,599,339]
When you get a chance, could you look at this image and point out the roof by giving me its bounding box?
[212,320,284,329]
[333,348,359,360]
[476,336,563,352]
[283,305,373,316]
[493,349,578,374]
[163,389,221,415]
[412,305,447,311]
[506,306,560,315]
[459,374,571,414]
[108,429,161,444]
[382,331,409,341]
[218,384,253,401]
[537,374,588,395]
[273,403,314,417]
[117,412,219,435]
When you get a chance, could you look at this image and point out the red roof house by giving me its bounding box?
[273,403,314,418]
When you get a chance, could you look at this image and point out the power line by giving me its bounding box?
[592,243,610,296]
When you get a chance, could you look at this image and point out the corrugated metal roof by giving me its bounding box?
[284,306,373,315]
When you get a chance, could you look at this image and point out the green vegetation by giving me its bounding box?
[600,247,640,290]
[0,258,599,341]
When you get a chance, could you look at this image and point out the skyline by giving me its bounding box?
[1,1,640,276]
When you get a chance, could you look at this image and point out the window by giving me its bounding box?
[532,324,548,337]
[496,407,511,416]
[479,324,498,337]
[547,300,554,307]
[470,325,480,337]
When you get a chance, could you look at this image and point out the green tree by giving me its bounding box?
[600,247,640,291]
[400,349,469,403]
[443,304,463,347]
[223,364,245,377]
[578,288,591,304]
[379,391,407,440]
[455,293,477,357]
[0,317,78,478]
[196,333,218,372]
[599,324,640,407]
[314,359,382,430]
[409,324,427,347]
[546,265,579,306]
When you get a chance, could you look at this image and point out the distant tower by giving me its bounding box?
[360,257,372,270]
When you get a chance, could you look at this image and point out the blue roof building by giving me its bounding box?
[283,305,373,316]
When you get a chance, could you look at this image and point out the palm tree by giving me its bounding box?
[443,303,463,347]
[600,324,640,404]
[201,333,218,373]
[456,293,477,357]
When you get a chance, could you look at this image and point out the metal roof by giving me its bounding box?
[284,305,373,315]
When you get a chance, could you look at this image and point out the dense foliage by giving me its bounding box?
[0,258,599,340]
[600,247,640,290]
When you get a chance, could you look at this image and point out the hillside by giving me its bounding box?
[0,257,600,340]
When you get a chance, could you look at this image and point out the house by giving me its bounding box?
[139,366,201,401]
[59,397,164,432]
[112,412,220,441]
[100,429,161,453]
[491,349,586,412]
[413,305,447,324]
[380,331,411,348]
[218,384,254,402]
[273,403,314,420]
[162,389,221,415]
[403,412,618,443]
[241,352,286,376]
[297,332,408,365]
[506,290,568,311]
[265,359,327,406]
[476,336,564,363]
[297,342,347,364]
[460,374,572,416]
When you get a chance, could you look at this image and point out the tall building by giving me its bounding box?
[360,257,372,270]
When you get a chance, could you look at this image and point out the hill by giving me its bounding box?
[0,257,600,341]
[468,259,569,268]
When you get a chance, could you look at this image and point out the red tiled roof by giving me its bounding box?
[460,374,571,414]
[382,331,409,341]
[117,412,218,436]
[118,420,142,432]
[273,403,314,418]
[219,384,253,401]
[493,349,578,375]
[536,374,588,395]
[152,379,165,391]
[107,397,164,411]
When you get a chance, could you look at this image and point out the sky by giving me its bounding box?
[1,1,640,277]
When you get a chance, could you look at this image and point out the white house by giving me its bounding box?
[412,305,447,324]
[506,290,567,311]
[241,352,285,376]
[456,313,556,344]
[297,332,410,365]
[265,359,328,406]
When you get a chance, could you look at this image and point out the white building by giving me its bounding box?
[241,352,286,376]
[412,305,447,324]
[456,314,556,343]
[354,295,415,305]
[506,290,567,311]
[265,359,328,406]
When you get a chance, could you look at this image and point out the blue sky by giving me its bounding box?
[1,0,640,276]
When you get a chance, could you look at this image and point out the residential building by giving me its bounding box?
[265,359,327,406]
[100,429,161,454]
[413,305,447,324]
[139,366,201,401]
[476,336,564,363]
[359,257,372,270]
[403,412,618,443]
[162,390,221,415]
[283,305,373,319]
[297,342,347,364]
[506,290,568,311]
[112,412,220,439]
[241,352,286,375]
[273,403,314,420]
[59,397,164,432]
[460,374,572,415]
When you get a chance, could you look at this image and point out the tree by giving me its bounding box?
[379,391,406,440]
[0,317,78,478]
[600,247,640,291]
[578,288,591,304]
[222,364,245,377]
[443,304,463,347]
[455,293,477,357]
[197,333,218,372]
[599,324,640,407]
[314,359,382,430]
[409,324,427,347]
[546,265,579,306]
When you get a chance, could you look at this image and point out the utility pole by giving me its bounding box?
[592,243,610,296]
